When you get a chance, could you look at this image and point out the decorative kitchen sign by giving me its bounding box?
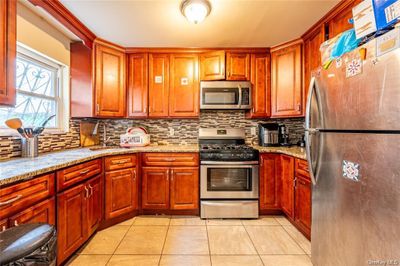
[181,77,189,85]
[342,160,361,182]
[155,76,163,83]
[346,58,363,78]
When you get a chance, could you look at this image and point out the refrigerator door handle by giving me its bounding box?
[305,76,323,185]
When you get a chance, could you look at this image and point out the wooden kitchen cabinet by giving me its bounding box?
[0,219,8,232]
[142,167,170,210]
[327,0,361,39]
[170,167,199,210]
[248,53,271,118]
[57,183,88,263]
[226,52,250,81]
[259,154,281,212]
[169,54,199,117]
[127,53,148,118]
[295,175,312,237]
[93,40,126,117]
[200,50,225,80]
[9,197,55,227]
[104,155,139,220]
[271,40,303,118]
[105,168,138,219]
[0,0,16,106]
[280,155,295,218]
[57,175,102,263]
[149,53,170,117]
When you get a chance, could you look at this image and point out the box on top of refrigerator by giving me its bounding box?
[353,0,400,39]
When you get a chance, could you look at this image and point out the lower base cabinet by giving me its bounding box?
[142,167,170,209]
[259,154,281,212]
[294,175,311,236]
[9,197,55,227]
[170,167,199,210]
[57,175,102,263]
[280,155,295,218]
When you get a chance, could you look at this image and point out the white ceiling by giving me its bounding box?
[60,0,340,48]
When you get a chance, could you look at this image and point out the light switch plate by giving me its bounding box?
[155,76,163,83]
[169,128,175,136]
[251,127,257,136]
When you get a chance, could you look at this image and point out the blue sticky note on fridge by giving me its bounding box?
[373,0,400,30]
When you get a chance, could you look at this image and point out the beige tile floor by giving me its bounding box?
[67,215,312,266]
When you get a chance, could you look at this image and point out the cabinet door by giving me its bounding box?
[142,167,170,210]
[280,155,295,218]
[259,154,280,211]
[0,0,16,106]
[249,53,271,118]
[169,54,199,117]
[86,175,102,236]
[105,168,138,220]
[57,184,87,263]
[127,53,148,118]
[94,41,126,117]
[170,167,199,210]
[200,50,225,80]
[271,41,303,118]
[328,0,362,39]
[295,175,312,234]
[149,54,169,117]
[304,26,324,106]
[226,52,250,81]
[9,197,55,227]
[0,219,7,232]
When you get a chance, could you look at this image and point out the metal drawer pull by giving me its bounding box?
[80,169,90,174]
[163,158,176,162]
[114,159,130,164]
[0,195,22,207]
[88,184,93,197]
[85,186,89,198]
[14,221,19,226]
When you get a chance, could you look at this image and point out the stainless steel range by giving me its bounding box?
[199,128,259,219]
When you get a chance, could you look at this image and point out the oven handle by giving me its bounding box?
[201,161,259,165]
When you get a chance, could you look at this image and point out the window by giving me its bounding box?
[0,45,66,131]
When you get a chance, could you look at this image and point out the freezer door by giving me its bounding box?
[312,132,400,266]
[315,45,400,131]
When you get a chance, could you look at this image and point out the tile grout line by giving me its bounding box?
[157,217,171,266]
[205,220,213,266]
[106,219,136,265]
[242,221,266,266]
[281,224,311,256]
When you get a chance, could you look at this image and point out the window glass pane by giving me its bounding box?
[16,56,56,97]
[0,50,59,129]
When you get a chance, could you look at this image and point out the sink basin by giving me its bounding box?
[89,146,120,151]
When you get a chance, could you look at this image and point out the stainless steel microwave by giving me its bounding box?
[200,81,252,110]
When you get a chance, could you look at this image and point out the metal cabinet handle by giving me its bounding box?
[164,158,176,162]
[114,159,130,164]
[0,195,22,207]
[80,169,90,175]
[133,170,136,181]
[88,184,93,197]
[84,186,89,198]
[14,220,19,226]
[170,169,174,182]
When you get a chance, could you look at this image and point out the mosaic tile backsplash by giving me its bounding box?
[0,111,305,161]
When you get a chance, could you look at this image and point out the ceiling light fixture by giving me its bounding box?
[180,0,212,24]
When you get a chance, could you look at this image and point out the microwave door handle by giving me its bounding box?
[237,85,242,108]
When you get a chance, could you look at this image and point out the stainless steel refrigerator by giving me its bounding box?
[305,40,400,266]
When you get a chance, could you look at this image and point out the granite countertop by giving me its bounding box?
[0,144,199,187]
[0,144,307,187]
[252,145,307,160]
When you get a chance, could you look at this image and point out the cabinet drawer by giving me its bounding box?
[105,154,137,172]
[9,197,55,227]
[295,159,310,179]
[57,159,102,191]
[142,153,199,167]
[0,173,55,218]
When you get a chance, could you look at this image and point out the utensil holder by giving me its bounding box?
[21,136,39,158]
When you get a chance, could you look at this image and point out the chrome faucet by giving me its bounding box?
[92,121,112,147]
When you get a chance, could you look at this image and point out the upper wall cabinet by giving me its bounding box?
[328,0,362,39]
[226,52,250,81]
[149,54,170,118]
[127,53,148,118]
[200,51,225,80]
[93,40,126,117]
[169,54,199,118]
[248,53,271,118]
[0,0,16,106]
[271,40,303,118]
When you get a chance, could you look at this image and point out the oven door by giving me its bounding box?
[200,162,259,199]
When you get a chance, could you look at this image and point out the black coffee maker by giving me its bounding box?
[278,124,291,146]
[258,123,280,146]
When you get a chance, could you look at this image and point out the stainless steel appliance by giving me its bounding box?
[199,128,259,218]
[258,123,279,147]
[278,124,291,146]
[200,81,251,110]
[305,41,400,266]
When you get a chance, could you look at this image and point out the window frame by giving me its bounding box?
[0,43,69,136]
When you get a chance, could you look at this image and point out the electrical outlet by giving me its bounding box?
[251,127,257,136]
[169,128,175,136]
